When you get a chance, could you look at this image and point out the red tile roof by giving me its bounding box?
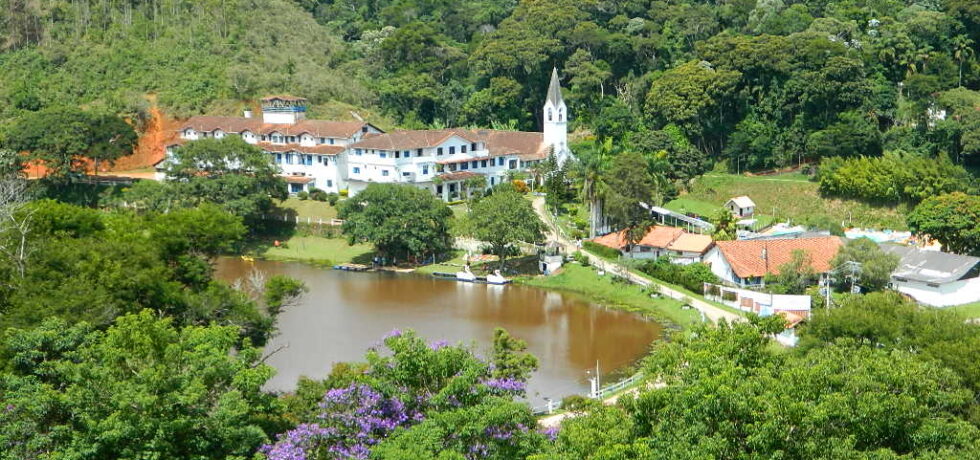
[639,226,685,248]
[351,129,547,160]
[261,95,307,103]
[591,226,694,251]
[667,233,714,254]
[180,116,372,139]
[258,142,344,155]
[713,237,844,278]
[437,171,483,181]
[282,175,314,184]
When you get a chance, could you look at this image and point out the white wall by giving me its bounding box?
[892,277,980,307]
[704,247,736,284]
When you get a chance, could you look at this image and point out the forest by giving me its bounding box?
[2,0,980,458]
[1,0,978,174]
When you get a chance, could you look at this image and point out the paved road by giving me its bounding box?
[531,197,743,324]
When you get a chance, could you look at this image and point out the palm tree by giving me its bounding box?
[577,138,616,238]
[952,35,974,87]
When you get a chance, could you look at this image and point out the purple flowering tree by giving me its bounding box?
[263,328,541,459]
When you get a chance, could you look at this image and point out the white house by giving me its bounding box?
[880,245,980,307]
[725,196,756,218]
[160,95,383,194]
[344,68,571,200]
[345,128,548,200]
[161,70,572,200]
[591,226,714,263]
[704,236,843,287]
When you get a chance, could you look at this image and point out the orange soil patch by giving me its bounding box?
[23,98,179,179]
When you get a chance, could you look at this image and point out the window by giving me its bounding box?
[353,167,361,174]
[437,147,444,155]
[449,146,455,155]
[548,108,553,121]
[461,145,467,153]
[497,157,505,166]
[305,155,313,166]
[402,172,411,177]
[471,161,478,168]
[417,148,423,156]
[362,126,369,133]
[422,165,429,175]
[289,136,297,143]
[276,153,282,164]
[327,180,333,187]
[558,108,563,121]
[394,151,400,159]
[382,170,389,177]
[404,150,410,157]
[290,183,303,193]
[508,159,517,169]
[355,149,363,155]
[380,152,387,158]
[330,138,336,145]
[471,143,477,151]
[490,177,495,186]
[317,156,323,164]
[460,162,469,170]
[481,160,487,168]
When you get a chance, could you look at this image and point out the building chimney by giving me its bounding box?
[243,109,253,119]
[761,248,767,260]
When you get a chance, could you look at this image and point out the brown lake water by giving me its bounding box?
[215,258,663,404]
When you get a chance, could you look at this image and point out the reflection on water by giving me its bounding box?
[214,258,662,404]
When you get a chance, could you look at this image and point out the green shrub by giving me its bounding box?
[638,258,718,293]
[309,188,328,202]
[583,241,622,260]
[297,191,309,200]
[326,193,340,206]
[572,251,590,267]
[817,152,973,204]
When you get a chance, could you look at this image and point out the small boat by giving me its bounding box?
[333,263,370,272]
[486,270,510,285]
[456,265,477,282]
[241,255,255,262]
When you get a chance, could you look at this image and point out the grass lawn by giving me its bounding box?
[667,173,910,230]
[518,263,702,329]
[274,198,339,221]
[949,301,980,319]
[249,236,373,266]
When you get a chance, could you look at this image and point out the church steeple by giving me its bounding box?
[546,67,564,107]
[543,67,570,164]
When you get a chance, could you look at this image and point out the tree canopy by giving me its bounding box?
[338,183,453,263]
[461,189,545,269]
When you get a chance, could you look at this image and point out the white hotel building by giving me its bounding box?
[162,69,571,200]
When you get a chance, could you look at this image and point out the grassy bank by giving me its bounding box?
[667,173,910,230]
[248,235,373,266]
[518,263,702,329]
[949,301,980,319]
[274,198,339,221]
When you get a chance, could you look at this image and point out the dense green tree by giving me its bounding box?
[0,312,283,459]
[2,107,136,178]
[907,192,980,256]
[339,183,453,263]
[152,137,286,225]
[461,188,544,269]
[602,151,658,245]
[830,238,900,292]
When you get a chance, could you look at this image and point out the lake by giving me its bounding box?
[215,258,662,405]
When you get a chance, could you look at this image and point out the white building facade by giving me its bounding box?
[163,70,571,199]
[163,95,382,194]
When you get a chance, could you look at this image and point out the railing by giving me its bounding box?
[530,372,645,416]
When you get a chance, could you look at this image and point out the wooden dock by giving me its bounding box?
[333,263,370,272]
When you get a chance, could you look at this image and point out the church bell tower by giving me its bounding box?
[542,67,570,164]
